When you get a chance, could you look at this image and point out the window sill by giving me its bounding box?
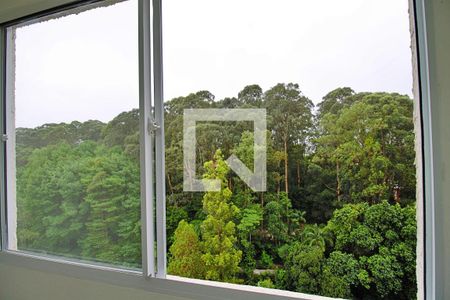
[0,250,337,300]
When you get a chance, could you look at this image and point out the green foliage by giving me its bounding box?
[260,250,274,268]
[320,251,361,298]
[15,84,417,299]
[80,146,141,266]
[277,201,416,298]
[237,204,262,273]
[238,84,263,107]
[283,242,324,294]
[316,87,355,118]
[16,120,106,149]
[237,205,262,244]
[17,142,141,267]
[17,143,91,254]
[168,220,204,279]
[264,193,303,245]
[201,150,242,282]
[257,278,276,289]
[167,206,189,247]
[264,200,288,243]
[323,201,416,298]
[265,83,314,195]
[299,224,328,252]
[102,109,139,148]
[313,92,415,205]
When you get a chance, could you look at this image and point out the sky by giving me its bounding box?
[14,0,412,128]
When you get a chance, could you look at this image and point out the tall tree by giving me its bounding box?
[201,150,242,282]
[264,83,314,195]
[168,220,204,278]
[238,84,263,107]
[17,142,91,254]
[102,109,139,148]
[316,87,355,118]
[81,146,141,267]
[314,92,415,204]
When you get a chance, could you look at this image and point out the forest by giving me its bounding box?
[16,84,416,299]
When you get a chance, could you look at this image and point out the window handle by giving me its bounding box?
[148,118,160,135]
[1,134,7,142]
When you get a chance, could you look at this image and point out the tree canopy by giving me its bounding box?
[16,83,416,299]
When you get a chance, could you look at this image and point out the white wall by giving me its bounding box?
[423,0,450,298]
[0,263,188,300]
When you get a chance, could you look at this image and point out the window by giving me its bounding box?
[0,0,432,299]
[4,0,141,269]
[163,1,417,299]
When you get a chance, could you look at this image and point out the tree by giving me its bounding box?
[282,242,324,294]
[17,142,96,255]
[263,193,304,245]
[320,251,365,298]
[314,92,415,204]
[324,201,416,298]
[166,206,189,247]
[301,160,337,223]
[168,220,204,279]
[264,83,314,195]
[201,150,242,282]
[238,84,263,107]
[299,224,327,252]
[102,109,139,148]
[164,91,216,215]
[81,146,141,267]
[316,87,355,118]
[14,85,417,298]
[237,204,262,274]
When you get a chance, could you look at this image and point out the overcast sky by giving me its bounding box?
[14,0,412,128]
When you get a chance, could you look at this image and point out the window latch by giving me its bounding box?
[148,118,160,135]
[1,134,7,142]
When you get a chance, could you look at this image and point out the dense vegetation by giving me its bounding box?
[16,84,416,299]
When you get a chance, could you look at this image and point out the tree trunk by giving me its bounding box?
[284,138,289,195]
[296,160,301,189]
[394,186,400,203]
[260,192,264,208]
[336,162,341,202]
[260,192,264,230]
[167,173,174,195]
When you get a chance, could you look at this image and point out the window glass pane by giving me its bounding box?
[8,0,141,268]
[163,0,417,298]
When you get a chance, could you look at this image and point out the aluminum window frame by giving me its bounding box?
[4,25,16,252]
[0,0,156,273]
[153,0,166,278]
[139,0,156,278]
[0,0,434,299]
